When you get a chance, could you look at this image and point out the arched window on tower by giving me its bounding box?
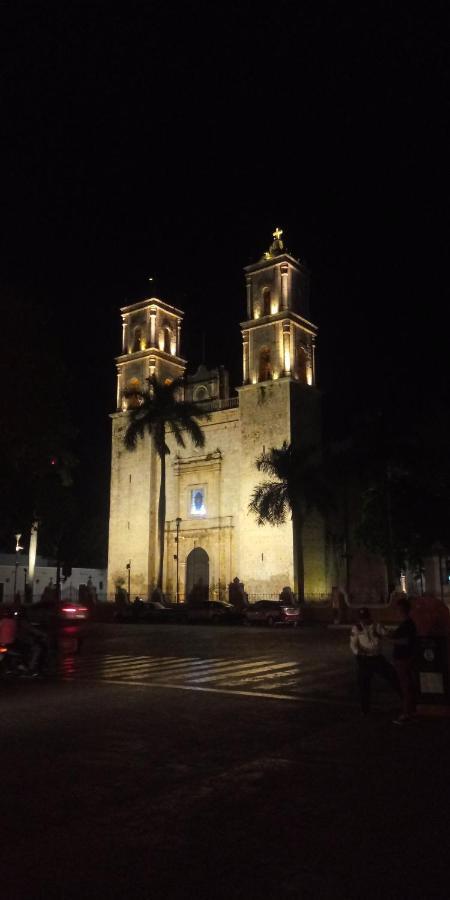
[297,346,307,385]
[132,327,142,352]
[193,384,209,403]
[124,376,142,409]
[258,346,272,382]
[159,326,172,354]
[262,288,271,316]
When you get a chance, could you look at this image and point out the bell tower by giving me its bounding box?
[241,228,317,387]
[115,296,187,411]
[237,229,326,597]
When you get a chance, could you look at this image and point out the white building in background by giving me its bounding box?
[0,555,107,604]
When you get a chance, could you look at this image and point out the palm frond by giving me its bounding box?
[123,375,208,461]
[171,421,187,450]
[176,412,207,448]
[249,481,289,525]
[124,416,146,450]
[251,440,332,525]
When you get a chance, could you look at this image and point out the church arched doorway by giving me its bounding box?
[186,547,209,603]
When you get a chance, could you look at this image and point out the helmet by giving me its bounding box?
[358,607,371,621]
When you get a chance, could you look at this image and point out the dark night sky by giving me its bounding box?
[1,2,448,533]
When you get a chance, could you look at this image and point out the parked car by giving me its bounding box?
[138,601,176,623]
[185,600,244,625]
[245,600,301,627]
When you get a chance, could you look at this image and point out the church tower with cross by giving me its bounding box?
[237,229,325,597]
[107,230,328,602]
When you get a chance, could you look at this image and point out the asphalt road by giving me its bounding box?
[1,623,449,899]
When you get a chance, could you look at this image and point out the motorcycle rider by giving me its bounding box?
[0,608,18,647]
[15,608,49,676]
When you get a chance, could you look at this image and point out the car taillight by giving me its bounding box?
[0,646,8,654]
[62,607,77,614]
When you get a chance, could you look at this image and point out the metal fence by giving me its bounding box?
[197,397,239,413]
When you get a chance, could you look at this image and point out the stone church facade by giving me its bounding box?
[107,231,329,601]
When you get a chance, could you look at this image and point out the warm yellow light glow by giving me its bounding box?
[254,309,260,320]
[140,338,146,351]
[273,227,283,241]
[252,375,257,384]
[158,332,165,351]
[306,367,313,386]
[270,301,279,314]
[272,370,279,380]
[284,347,291,373]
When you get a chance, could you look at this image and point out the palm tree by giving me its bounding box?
[248,441,331,603]
[123,375,208,594]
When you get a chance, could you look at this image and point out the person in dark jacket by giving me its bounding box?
[391,597,417,725]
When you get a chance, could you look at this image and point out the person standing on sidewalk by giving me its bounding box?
[350,607,399,714]
[391,597,417,725]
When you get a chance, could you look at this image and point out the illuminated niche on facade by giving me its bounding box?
[189,487,206,517]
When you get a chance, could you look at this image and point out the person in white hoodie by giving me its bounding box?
[350,607,399,714]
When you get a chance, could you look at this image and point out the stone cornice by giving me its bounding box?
[115,349,188,366]
[240,310,318,335]
[244,253,307,275]
[173,450,222,476]
[120,296,184,318]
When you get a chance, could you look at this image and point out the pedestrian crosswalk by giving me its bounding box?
[59,652,353,703]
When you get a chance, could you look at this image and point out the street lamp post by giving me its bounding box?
[13,533,23,602]
[126,560,131,602]
[175,517,182,604]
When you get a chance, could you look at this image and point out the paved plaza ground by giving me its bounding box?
[1,623,449,899]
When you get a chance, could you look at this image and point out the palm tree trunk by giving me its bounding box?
[297,524,305,604]
[292,510,305,603]
[157,449,166,592]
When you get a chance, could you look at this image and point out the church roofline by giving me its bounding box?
[120,296,184,318]
[244,252,307,275]
[240,309,318,335]
[115,349,188,366]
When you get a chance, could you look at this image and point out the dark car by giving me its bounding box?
[185,600,244,625]
[245,600,301,627]
[28,599,89,654]
[138,601,176,623]
[30,598,90,627]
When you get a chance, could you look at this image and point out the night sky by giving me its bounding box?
[1,3,447,548]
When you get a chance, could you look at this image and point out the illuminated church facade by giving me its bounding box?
[107,231,328,601]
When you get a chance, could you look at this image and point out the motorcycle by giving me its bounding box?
[0,643,30,677]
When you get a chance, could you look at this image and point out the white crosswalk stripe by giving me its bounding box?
[59,653,350,702]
